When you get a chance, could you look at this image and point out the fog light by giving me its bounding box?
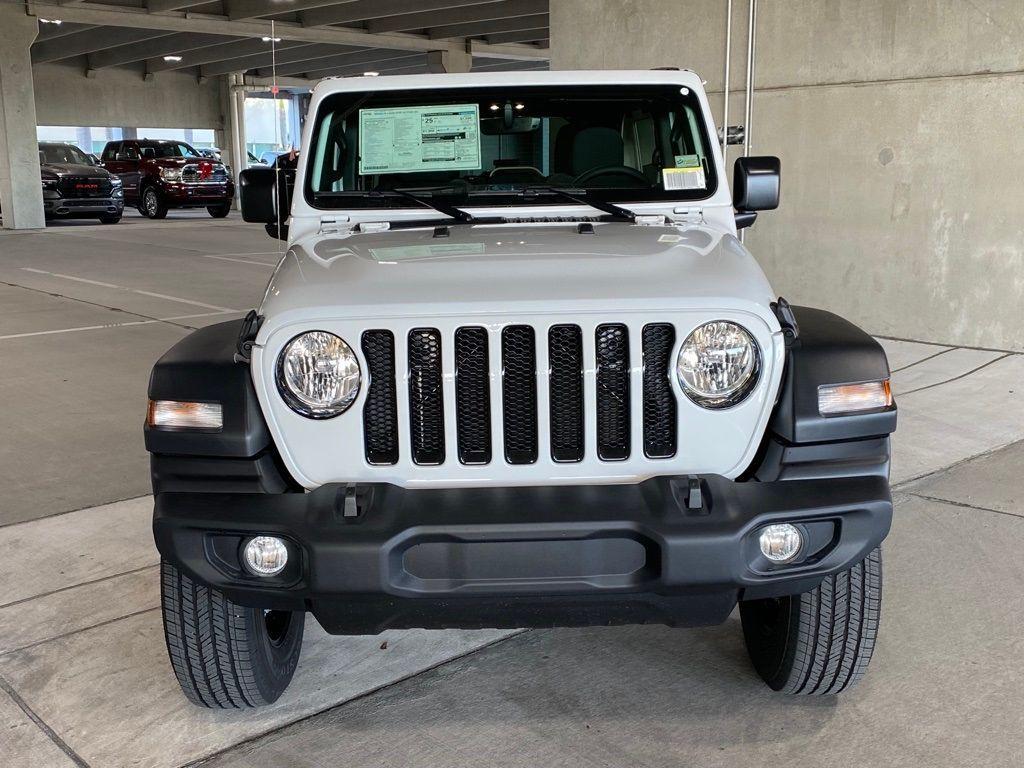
[758,523,802,563]
[243,536,288,576]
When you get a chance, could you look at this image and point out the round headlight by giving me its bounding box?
[276,331,361,418]
[676,321,760,408]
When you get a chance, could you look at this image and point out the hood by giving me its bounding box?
[150,156,220,168]
[259,222,779,329]
[40,163,112,178]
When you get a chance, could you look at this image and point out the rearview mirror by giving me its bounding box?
[733,156,780,229]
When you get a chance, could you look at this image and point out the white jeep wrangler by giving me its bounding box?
[145,70,896,708]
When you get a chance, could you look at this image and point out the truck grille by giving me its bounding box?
[181,163,229,184]
[362,322,679,467]
[57,176,112,198]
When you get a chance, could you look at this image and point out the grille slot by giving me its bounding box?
[361,330,399,465]
[548,325,584,462]
[642,324,677,458]
[595,324,631,461]
[407,328,445,465]
[501,325,538,464]
[454,327,491,465]
[58,176,112,198]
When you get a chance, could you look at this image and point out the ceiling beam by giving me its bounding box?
[299,0,497,30]
[145,0,207,12]
[225,0,339,21]
[428,13,547,39]
[368,0,543,34]
[258,47,420,77]
[300,53,427,79]
[200,42,365,76]
[25,1,549,59]
[86,32,238,69]
[147,39,313,72]
[484,27,548,45]
[35,22,97,40]
[32,27,173,63]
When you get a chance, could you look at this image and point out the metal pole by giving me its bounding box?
[722,0,732,166]
[743,0,757,158]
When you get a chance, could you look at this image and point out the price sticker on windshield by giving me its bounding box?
[359,104,482,175]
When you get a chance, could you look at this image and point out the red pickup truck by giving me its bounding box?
[101,139,234,219]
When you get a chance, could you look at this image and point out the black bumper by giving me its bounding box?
[154,474,892,635]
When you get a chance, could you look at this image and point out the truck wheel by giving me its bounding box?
[740,547,881,695]
[160,559,304,708]
[98,213,122,224]
[141,187,168,219]
[207,203,231,218]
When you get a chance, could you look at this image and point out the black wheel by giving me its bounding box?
[740,547,881,695]
[207,203,231,218]
[98,213,122,224]
[160,559,304,708]
[141,187,168,219]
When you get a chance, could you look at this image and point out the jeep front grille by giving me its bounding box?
[362,322,679,468]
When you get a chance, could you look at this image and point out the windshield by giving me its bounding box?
[305,84,716,210]
[142,142,200,159]
[39,144,92,166]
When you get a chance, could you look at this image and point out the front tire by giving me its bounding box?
[141,187,168,219]
[207,203,231,218]
[160,559,304,708]
[98,213,122,224]
[740,547,881,695]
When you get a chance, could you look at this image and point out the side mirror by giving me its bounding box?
[240,167,278,224]
[733,156,780,229]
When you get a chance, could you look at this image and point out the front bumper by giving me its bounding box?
[154,474,892,634]
[44,197,123,216]
[159,181,234,207]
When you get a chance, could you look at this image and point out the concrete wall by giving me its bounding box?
[33,62,225,130]
[550,0,1024,351]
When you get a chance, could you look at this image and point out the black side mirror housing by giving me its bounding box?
[240,167,278,225]
[733,156,780,229]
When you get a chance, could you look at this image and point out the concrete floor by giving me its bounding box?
[1,214,1022,767]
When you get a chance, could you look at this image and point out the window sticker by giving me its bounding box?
[359,104,482,175]
[663,166,706,191]
[674,154,702,168]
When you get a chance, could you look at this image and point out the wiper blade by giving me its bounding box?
[519,186,636,222]
[386,187,477,224]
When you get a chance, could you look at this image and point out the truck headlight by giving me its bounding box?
[676,321,760,409]
[160,167,181,181]
[276,331,361,418]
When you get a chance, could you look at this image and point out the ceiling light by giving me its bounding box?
[488,103,500,111]
[163,55,183,63]
[514,102,525,110]
[261,36,282,42]
[39,18,63,24]
[362,71,379,77]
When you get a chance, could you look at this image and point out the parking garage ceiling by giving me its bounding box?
[25,0,549,83]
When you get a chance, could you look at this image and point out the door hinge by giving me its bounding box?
[318,215,350,234]
[672,207,705,224]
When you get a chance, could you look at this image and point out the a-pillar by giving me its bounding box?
[0,5,44,230]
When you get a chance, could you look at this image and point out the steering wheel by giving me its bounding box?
[572,165,650,187]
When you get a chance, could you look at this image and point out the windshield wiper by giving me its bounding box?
[518,187,636,222]
[367,186,505,229]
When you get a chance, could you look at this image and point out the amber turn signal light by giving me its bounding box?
[147,399,223,430]
[817,380,892,416]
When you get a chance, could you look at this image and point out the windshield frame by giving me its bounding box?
[302,83,720,212]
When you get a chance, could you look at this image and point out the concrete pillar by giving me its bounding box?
[225,73,247,210]
[427,44,472,74]
[0,6,44,230]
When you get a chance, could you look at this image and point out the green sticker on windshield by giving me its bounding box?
[674,154,701,168]
[359,104,482,175]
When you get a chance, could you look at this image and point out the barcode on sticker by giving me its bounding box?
[663,167,706,191]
